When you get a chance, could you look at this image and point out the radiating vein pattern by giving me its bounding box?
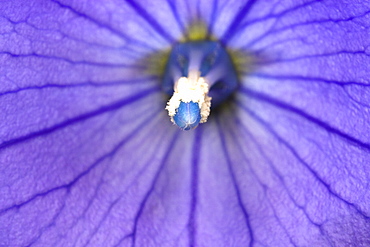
[1,0,370,246]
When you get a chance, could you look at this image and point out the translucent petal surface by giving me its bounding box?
[0,0,369,247]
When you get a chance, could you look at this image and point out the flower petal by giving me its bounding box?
[1,0,370,246]
[224,0,370,245]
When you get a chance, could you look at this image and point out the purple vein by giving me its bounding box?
[127,131,179,247]
[81,114,166,247]
[226,119,298,246]
[0,77,156,97]
[232,114,334,244]
[1,51,144,68]
[124,0,175,43]
[220,0,259,43]
[246,73,370,87]
[188,127,202,247]
[0,107,161,216]
[237,0,320,33]
[51,0,155,50]
[216,117,254,247]
[0,87,159,151]
[236,100,370,219]
[239,86,370,150]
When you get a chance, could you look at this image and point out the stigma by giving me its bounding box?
[166,70,211,130]
[162,41,238,130]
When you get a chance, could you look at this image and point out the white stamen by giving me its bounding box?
[166,70,212,123]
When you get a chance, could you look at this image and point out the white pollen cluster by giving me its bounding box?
[166,70,212,123]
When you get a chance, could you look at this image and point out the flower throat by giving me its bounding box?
[162,24,239,131]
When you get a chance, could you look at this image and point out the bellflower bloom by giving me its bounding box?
[1,0,369,246]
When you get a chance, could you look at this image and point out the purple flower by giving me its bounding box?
[1,0,369,246]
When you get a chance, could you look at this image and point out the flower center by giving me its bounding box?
[162,41,238,130]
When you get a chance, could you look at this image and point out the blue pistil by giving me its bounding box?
[163,41,238,130]
[173,101,201,130]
